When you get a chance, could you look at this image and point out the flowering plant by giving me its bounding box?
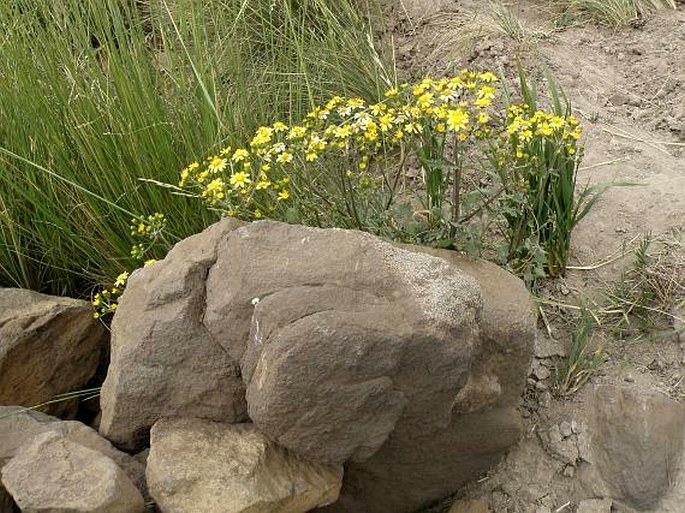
[175,68,590,280]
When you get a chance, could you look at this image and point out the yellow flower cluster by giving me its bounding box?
[178,70,500,220]
[505,105,583,159]
[92,271,129,319]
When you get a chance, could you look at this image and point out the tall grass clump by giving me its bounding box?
[0,0,391,295]
[564,0,677,26]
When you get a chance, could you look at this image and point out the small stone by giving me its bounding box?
[534,335,566,359]
[539,391,552,409]
[535,381,548,391]
[563,464,576,478]
[571,420,580,434]
[576,498,613,513]
[533,364,551,381]
[559,421,573,438]
[624,374,635,383]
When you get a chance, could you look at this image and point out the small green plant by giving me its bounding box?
[555,311,604,396]
[92,213,166,319]
[491,67,597,281]
[605,231,685,338]
[563,0,677,26]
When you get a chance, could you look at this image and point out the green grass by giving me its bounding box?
[0,0,391,296]
[561,0,677,26]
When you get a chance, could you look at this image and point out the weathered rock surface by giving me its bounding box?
[448,498,491,513]
[319,249,534,513]
[99,218,248,450]
[590,385,685,510]
[146,418,342,513]
[100,220,534,512]
[0,406,147,501]
[576,498,613,513]
[1,431,145,513]
[0,289,105,418]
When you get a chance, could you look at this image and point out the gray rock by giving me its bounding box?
[100,220,534,513]
[1,431,145,513]
[0,406,147,501]
[534,334,566,358]
[99,218,248,450]
[590,385,685,510]
[146,418,342,513]
[576,498,612,513]
[319,249,534,513]
[0,289,105,418]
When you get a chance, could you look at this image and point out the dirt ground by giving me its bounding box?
[379,1,685,512]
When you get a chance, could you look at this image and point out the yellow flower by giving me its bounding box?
[334,125,353,139]
[144,259,157,267]
[379,114,394,132]
[520,129,533,142]
[277,190,290,201]
[256,180,271,190]
[230,171,251,188]
[203,178,226,201]
[272,121,288,132]
[305,151,318,162]
[277,152,293,164]
[251,127,273,147]
[208,156,228,173]
[288,126,307,139]
[370,103,386,116]
[474,97,492,109]
[232,148,249,162]
[114,272,129,288]
[478,112,490,124]
[417,93,435,109]
[384,87,399,98]
[537,124,554,137]
[446,109,469,132]
[253,210,263,219]
[404,122,422,134]
[478,71,498,83]
[347,98,365,109]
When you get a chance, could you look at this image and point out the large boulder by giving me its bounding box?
[318,254,532,513]
[100,220,534,512]
[146,418,342,513]
[0,289,105,418]
[1,431,145,513]
[0,406,147,503]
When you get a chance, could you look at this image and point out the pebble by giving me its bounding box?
[563,464,575,478]
[533,364,551,381]
[539,391,552,409]
[559,421,573,438]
